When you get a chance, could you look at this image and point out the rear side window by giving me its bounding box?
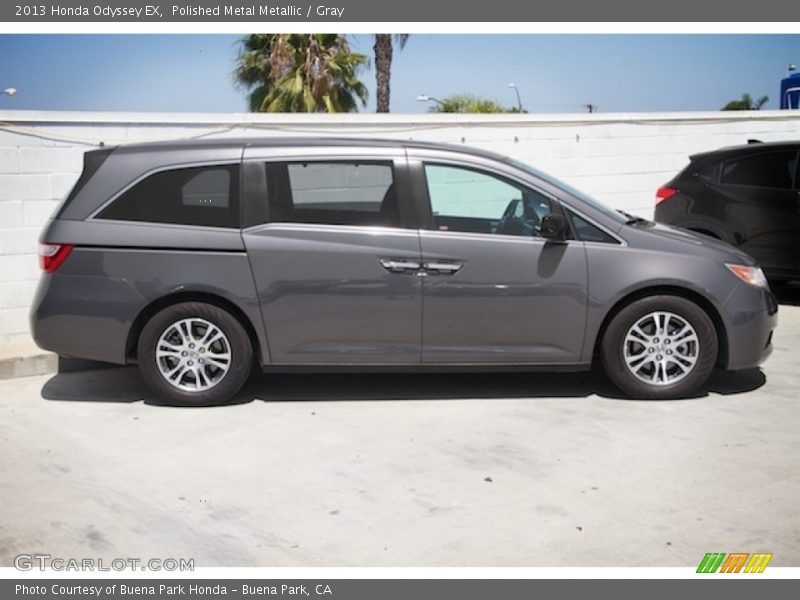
[97,164,240,228]
[260,161,400,227]
[689,160,716,182]
[719,151,797,189]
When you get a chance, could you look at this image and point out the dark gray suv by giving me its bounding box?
[31,138,777,405]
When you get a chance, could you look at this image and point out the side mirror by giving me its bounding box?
[540,213,569,241]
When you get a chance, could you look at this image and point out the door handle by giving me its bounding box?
[423,261,463,275]
[380,258,421,273]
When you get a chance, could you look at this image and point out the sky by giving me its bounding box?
[0,34,798,114]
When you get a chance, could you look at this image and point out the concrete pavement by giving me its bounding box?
[1,299,798,568]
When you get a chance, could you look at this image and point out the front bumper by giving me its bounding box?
[722,282,778,370]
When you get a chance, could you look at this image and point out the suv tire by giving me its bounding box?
[137,302,253,406]
[601,295,717,399]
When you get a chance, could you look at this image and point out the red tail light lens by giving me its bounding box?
[655,186,678,205]
[39,243,73,273]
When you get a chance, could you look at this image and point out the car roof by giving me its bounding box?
[690,140,800,162]
[110,136,508,161]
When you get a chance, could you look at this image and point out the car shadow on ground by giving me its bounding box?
[40,364,766,407]
[771,281,800,306]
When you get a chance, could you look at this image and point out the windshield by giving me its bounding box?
[506,158,627,224]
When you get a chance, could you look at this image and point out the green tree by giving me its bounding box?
[428,93,516,113]
[722,93,769,111]
[373,34,409,113]
[234,34,368,113]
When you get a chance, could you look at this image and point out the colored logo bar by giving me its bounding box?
[697,553,773,573]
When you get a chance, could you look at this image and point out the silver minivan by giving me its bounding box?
[31,138,777,405]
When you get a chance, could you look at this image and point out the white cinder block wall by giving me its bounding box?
[2,109,800,349]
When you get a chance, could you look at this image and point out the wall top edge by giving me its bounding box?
[2,109,800,128]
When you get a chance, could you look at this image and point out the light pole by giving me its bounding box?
[416,94,444,108]
[508,83,523,112]
[788,64,797,76]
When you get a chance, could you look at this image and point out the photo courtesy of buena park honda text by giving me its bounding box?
[0,1,799,598]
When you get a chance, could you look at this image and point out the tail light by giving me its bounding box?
[39,243,73,273]
[656,185,678,205]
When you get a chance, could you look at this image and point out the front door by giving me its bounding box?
[416,162,588,364]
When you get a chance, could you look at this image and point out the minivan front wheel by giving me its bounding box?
[138,302,253,406]
[601,296,717,399]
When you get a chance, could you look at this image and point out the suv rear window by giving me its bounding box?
[97,164,240,228]
[719,151,797,189]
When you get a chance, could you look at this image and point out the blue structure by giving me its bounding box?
[780,72,800,109]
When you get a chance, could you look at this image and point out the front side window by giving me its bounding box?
[262,161,400,228]
[97,165,239,228]
[719,151,798,189]
[424,164,556,237]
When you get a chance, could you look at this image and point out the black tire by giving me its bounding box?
[137,302,253,406]
[601,295,717,399]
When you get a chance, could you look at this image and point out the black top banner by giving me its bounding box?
[3,0,800,22]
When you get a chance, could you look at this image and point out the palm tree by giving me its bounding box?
[234,34,368,113]
[234,34,272,112]
[427,93,515,113]
[722,93,769,111]
[373,34,409,113]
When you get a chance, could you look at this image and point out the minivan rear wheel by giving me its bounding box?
[601,295,717,399]
[137,302,252,406]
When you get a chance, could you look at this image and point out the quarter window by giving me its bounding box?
[719,151,798,189]
[568,211,619,244]
[424,164,556,237]
[97,165,239,228]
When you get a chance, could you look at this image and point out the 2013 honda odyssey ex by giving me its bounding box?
[31,138,777,405]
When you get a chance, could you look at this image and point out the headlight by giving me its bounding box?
[725,263,768,288]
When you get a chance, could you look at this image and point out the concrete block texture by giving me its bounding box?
[0,173,51,201]
[0,201,24,228]
[0,254,38,282]
[20,146,83,174]
[0,307,30,336]
[0,227,39,255]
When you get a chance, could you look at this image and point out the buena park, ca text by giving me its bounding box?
[16,584,334,597]
[15,4,346,18]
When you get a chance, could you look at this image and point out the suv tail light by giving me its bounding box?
[39,243,73,273]
[655,186,678,205]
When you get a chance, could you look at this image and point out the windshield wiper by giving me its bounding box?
[617,210,650,225]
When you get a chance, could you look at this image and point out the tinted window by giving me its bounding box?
[690,160,716,182]
[720,151,797,189]
[263,162,400,227]
[568,211,619,244]
[98,165,239,228]
[424,164,556,238]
